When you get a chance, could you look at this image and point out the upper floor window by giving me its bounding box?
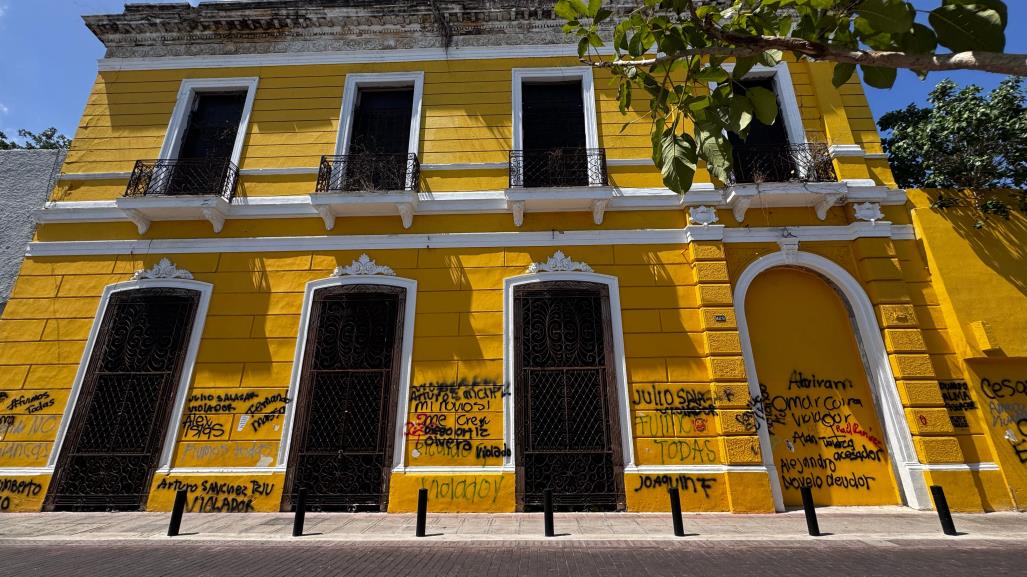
[126,77,257,200]
[510,67,606,188]
[725,64,834,184]
[319,72,423,193]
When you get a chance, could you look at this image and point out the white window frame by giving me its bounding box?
[278,274,418,472]
[158,77,259,167]
[334,72,424,159]
[10,278,213,477]
[721,62,806,148]
[511,67,601,186]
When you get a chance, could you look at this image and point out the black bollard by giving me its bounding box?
[800,486,820,537]
[930,485,958,536]
[416,488,428,537]
[167,489,188,537]
[292,488,307,537]
[543,489,555,537]
[668,488,685,537]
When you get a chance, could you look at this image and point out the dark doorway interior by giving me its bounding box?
[514,282,625,512]
[168,91,246,195]
[283,285,405,512]
[344,88,415,191]
[45,288,200,511]
[728,77,795,183]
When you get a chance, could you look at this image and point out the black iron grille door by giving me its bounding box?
[46,288,200,511]
[284,286,404,512]
[515,282,624,511]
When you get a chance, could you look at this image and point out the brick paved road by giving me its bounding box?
[2,539,1025,577]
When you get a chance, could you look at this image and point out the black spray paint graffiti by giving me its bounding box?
[181,414,225,440]
[633,474,717,498]
[0,478,43,511]
[631,385,724,416]
[0,415,59,439]
[155,478,275,513]
[406,379,510,464]
[939,381,976,429]
[978,376,1027,464]
[6,392,54,414]
[419,475,505,505]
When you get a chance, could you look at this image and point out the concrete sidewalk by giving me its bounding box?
[1,508,1025,542]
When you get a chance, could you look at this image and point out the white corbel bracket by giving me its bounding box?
[201,206,227,233]
[315,205,336,231]
[591,199,608,225]
[510,200,525,227]
[123,208,150,235]
[398,202,415,229]
[814,192,846,220]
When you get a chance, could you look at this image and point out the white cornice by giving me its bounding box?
[25,223,916,257]
[98,44,613,72]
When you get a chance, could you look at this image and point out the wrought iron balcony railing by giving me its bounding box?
[509,148,608,188]
[124,158,239,201]
[315,153,420,193]
[730,142,836,184]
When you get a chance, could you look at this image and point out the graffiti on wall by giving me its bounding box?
[632,474,718,497]
[405,378,509,466]
[154,477,277,513]
[939,380,976,429]
[980,376,1027,464]
[0,478,43,511]
[418,475,507,505]
[631,384,727,465]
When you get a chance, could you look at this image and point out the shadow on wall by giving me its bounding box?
[925,188,1027,297]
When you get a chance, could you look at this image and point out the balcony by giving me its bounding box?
[731,142,836,184]
[316,153,420,194]
[114,158,238,234]
[509,148,608,188]
[310,153,421,231]
[124,157,238,200]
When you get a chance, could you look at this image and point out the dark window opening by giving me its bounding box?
[166,91,246,195]
[519,81,592,187]
[341,87,415,191]
[728,77,797,183]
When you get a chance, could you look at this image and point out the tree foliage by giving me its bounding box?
[0,128,72,151]
[879,77,1027,225]
[557,0,1018,195]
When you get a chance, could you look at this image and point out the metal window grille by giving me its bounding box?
[509,148,608,188]
[124,158,238,201]
[730,142,837,184]
[315,154,420,193]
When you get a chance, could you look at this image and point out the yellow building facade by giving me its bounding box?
[0,1,1024,515]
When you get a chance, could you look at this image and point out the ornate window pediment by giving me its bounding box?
[132,258,194,280]
[332,254,396,277]
[526,250,593,274]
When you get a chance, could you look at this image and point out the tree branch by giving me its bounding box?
[593,33,1027,76]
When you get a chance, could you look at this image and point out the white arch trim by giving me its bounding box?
[277,274,417,471]
[734,249,929,511]
[0,278,214,476]
[501,271,635,472]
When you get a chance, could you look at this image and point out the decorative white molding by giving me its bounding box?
[238,167,319,177]
[25,223,918,257]
[814,192,846,220]
[123,208,151,234]
[591,199,608,225]
[397,202,415,229]
[865,152,890,160]
[331,254,396,277]
[854,201,884,223]
[131,258,194,280]
[314,205,336,230]
[98,44,614,72]
[829,144,866,158]
[420,162,508,171]
[201,206,226,233]
[59,171,133,182]
[777,237,800,265]
[526,250,593,274]
[510,200,525,227]
[688,205,719,226]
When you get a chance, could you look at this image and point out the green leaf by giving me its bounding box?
[697,124,733,183]
[757,49,783,67]
[856,0,914,35]
[651,117,666,166]
[660,131,697,194]
[577,36,590,58]
[732,56,758,80]
[929,5,1005,53]
[554,0,579,20]
[901,22,938,54]
[693,66,730,83]
[832,62,856,88]
[747,86,779,126]
[587,0,602,18]
[861,65,898,89]
[944,0,1008,27]
[727,96,754,134]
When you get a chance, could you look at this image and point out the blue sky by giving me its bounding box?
[0,0,1024,142]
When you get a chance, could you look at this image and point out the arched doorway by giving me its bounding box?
[513,281,625,511]
[282,284,406,512]
[745,267,901,506]
[45,287,202,511]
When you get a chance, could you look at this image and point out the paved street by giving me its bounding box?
[1,539,1026,576]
